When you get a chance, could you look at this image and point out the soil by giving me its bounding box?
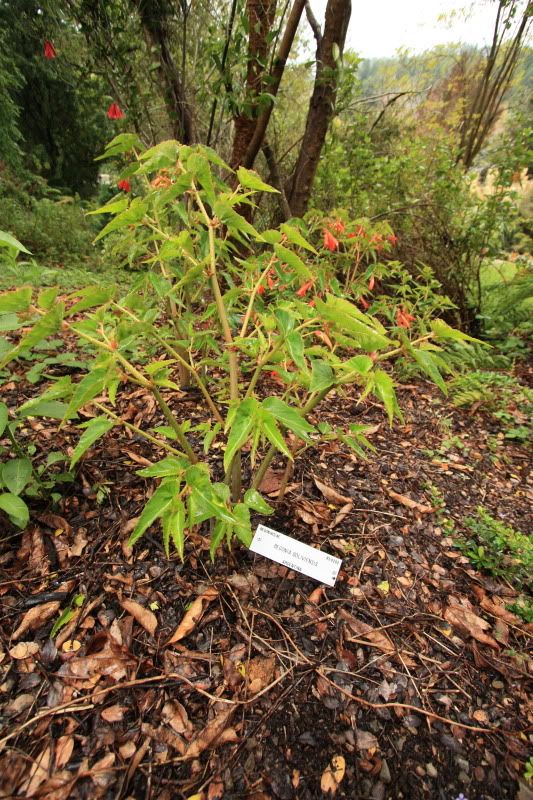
[0,348,532,800]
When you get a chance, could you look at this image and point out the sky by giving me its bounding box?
[310,0,500,59]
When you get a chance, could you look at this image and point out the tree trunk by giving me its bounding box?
[133,0,196,144]
[286,0,351,217]
[230,0,277,168]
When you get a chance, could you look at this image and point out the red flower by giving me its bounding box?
[368,276,375,292]
[257,284,265,296]
[396,307,415,329]
[296,279,314,297]
[332,218,345,235]
[44,40,57,59]
[107,102,125,120]
[308,299,316,308]
[387,234,398,246]
[117,179,131,193]
[323,229,339,251]
[270,370,283,383]
[360,297,370,310]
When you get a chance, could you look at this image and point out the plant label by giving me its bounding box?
[250,524,342,587]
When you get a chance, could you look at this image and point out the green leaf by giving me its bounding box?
[188,152,216,205]
[94,198,147,242]
[237,166,278,194]
[243,488,273,515]
[18,376,72,417]
[162,500,186,559]
[137,139,180,170]
[95,133,142,161]
[2,303,64,366]
[1,458,32,495]
[67,286,115,316]
[316,295,391,351]
[64,368,108,419]
[286,330,306,370]
[210,519,227,560]
[0,402,8,436]
[261,414,292,459]
[0,313,21,331]
[19,400,70,420]
[213,199,261,240]
[412,348,447,394]
[0,493,29,528]
[186,467,236,525]
[87,197,129,216]
[137,456,188,478]
[70,417,114,469]
[129,480,178,546]
[310,359,334,392]
[232,503,253,547]
[280,223,317,253]
[0,287,32,313]
[273,244,312,280]
[431,319,482,344]
[373,369,402,425]
[224,398,258,472]
[38,287,59,310]
[0,230,31,254]
[262,397,315,440]
[50,607,76,638]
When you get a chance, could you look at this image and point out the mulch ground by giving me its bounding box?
[0,346,532,800]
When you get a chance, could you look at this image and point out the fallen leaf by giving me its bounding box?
[329,501,353,529]
[141,722,187,754]
[444,605,499,649]
[101,704,128,723]
[314,477,352,505]
[207,778,224,800]
[12,601,61,640]
[259,468,284,494]
[20,747,51,796]
[320,755,346,794]
[9,641,40,660]
[388,489,434,513]
[4,693,34,716]
[162,700,192,735]
[37,513,73,534]
[62,639,82,652]
[91,752,115,788]
[185,707,234,759]
[357,730,379,751]
[247,655,277,694]
[55,735,75,769]
[339,609,416,666]
[167,587,218,645]
[121,599,158,636]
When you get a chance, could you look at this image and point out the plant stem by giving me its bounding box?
[194,184,242,500]
[151,387,198,463]
[93,402,187,458]
[252,385,332,489]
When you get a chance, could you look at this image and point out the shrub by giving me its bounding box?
[0,136,477,557]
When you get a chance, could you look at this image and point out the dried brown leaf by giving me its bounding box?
[12,601,61,640]
[357,730,379,751]
[101,704,128,723]
[320,755,346,795]
[167,587,218,645]
[185,707,234,759]
[91,752,115,788]
[162,700,192,735]
[9,641,40,660]
[21,747,51,796]
[121,599,158,636]
[387,489,433,514]
[314,477,352,506]
[207,777,225,800]
[247,655,277,694]
[4,692,34,716]
[55,735,75,769]
[444,605,499,649]
[329,502,353,529]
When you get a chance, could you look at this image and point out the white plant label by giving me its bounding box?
[250,524,342,587]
